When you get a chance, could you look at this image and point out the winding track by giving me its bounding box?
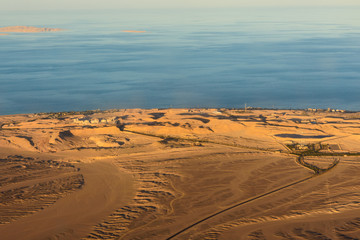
[166,156,339,240]
[120,128,341,239]
[166,176,313,239]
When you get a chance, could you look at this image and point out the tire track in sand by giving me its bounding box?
[166,157,340,239]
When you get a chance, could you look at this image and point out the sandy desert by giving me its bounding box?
[0,108,359,239]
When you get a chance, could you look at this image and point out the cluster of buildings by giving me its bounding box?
[73,116,119,125]
[290,143,341,152]
[306,108,345,113]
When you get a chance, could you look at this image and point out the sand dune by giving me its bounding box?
[1,108,360,239]
[0,160,133,240]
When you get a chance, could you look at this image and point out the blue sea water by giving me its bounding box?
[1,7,360,115]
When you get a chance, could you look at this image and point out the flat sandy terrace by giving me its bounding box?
[0,108,360,239]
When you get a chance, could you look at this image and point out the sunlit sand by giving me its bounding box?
[0,108,359,239]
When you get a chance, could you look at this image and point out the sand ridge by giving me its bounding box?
[0,108,360,239]
[0,160,133,240]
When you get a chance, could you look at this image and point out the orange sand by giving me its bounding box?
[0,108,359,239]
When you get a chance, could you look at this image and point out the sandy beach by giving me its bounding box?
[0,108,359,239]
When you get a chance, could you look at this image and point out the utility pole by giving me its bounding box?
[245,103,247,112]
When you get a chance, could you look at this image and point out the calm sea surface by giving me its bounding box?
[1,7,360,115]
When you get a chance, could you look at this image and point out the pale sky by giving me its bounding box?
[2,0,360,11]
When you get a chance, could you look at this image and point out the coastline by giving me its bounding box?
[0,106,356,118]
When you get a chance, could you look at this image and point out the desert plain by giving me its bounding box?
[0,108,359,240]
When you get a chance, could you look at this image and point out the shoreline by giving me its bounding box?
[0,106,356,117]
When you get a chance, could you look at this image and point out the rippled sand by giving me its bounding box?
[0,108,359,239]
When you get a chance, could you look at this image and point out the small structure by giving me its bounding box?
[73,116,119,125]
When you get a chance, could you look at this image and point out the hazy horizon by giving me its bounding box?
[2,0,360,11]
